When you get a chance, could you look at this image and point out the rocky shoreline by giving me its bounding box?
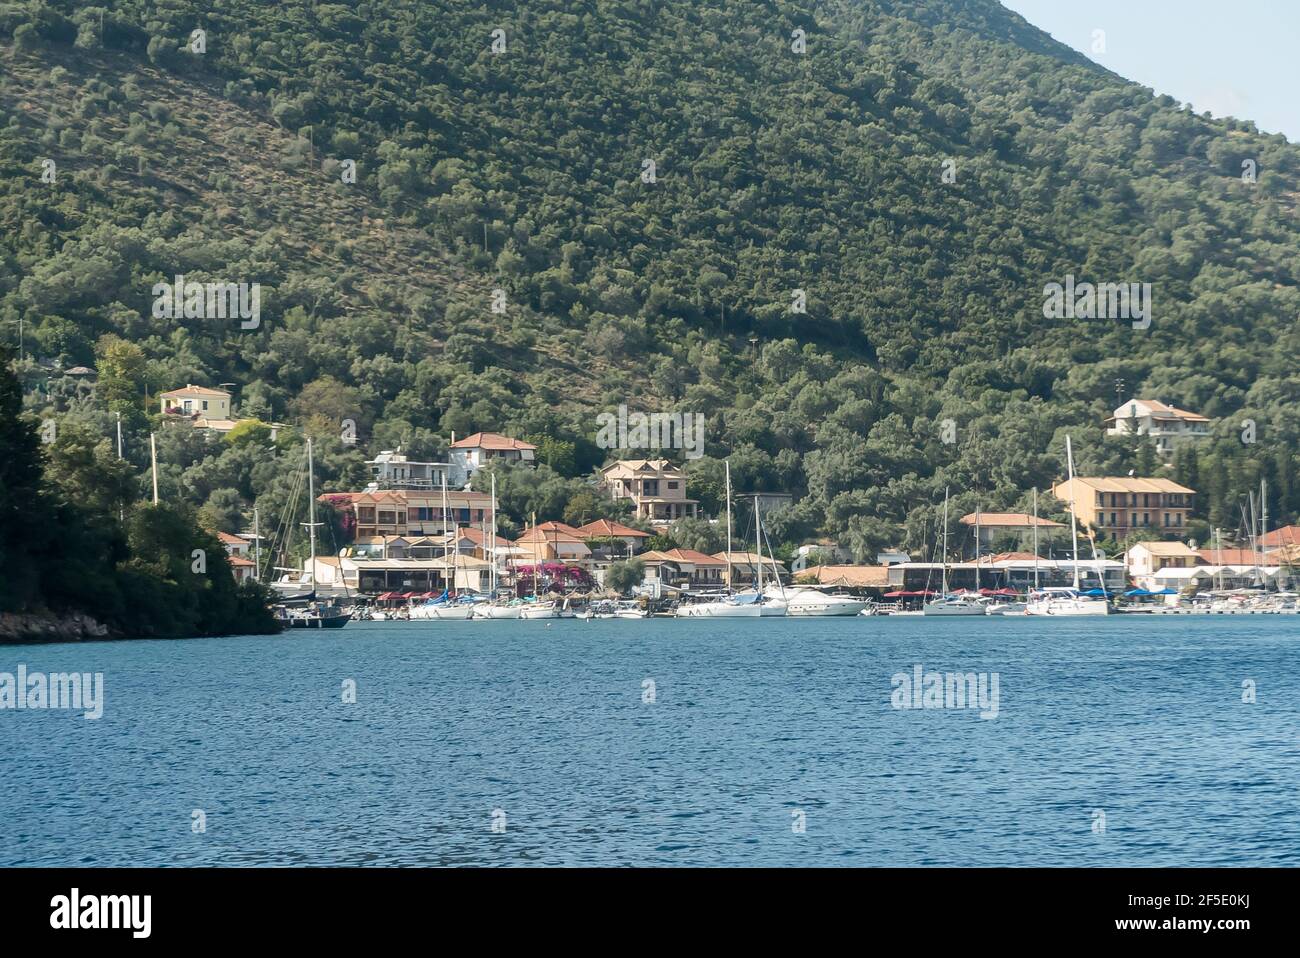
[0,612,112,644]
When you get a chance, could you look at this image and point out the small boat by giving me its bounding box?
[677,460,763,618]
[922,489,985,616]
[676,596,763,617]
[923,593,988,616]
[409,590,476,620]
[1024,587,1110,616]
[276,599,351,629]
[474,602,524,620]
[1024,437,1110,617]
[520,600,560,619]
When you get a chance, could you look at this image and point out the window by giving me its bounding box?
[202,400,209,411]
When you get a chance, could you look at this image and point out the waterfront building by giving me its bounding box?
[576,519,650,559]
[637,549,726,591]
[325,489,494,539]
[793,565,892,595]
[514,521,593,566]
[1127,540,1199,578]
[1050,476,1195,540]
[959,512,1064,551]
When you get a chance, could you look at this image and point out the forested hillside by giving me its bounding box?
[2,0,1299,566]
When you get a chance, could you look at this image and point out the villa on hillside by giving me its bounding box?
[448,432,536,486]
[160,384,247,433]
[1106,399,1210,458]
[600,459,699,523]
[215,530,256,584]
[1051,476,1195,540]
[366,449,450,490]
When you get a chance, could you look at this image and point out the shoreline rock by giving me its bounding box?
[0,612,113,644]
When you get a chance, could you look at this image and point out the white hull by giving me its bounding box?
[787,595,871,616]
[410,603,476,620]
[474,604,523,619]
[1024,599,1110,616]
[922,601,987,616]
[519,603,560,619]
[985,601,1028,616]
[676,601,763,617]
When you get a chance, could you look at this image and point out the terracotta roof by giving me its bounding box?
[1063,477,1195,494]
[577,519,650,538]
[713,551,788,569]
[959,512,1063,528]
[639,548,725,566]
[459,527,513,547]
[449,432,536,451]
[980,552,1044,563]
[1131,541,1199,556]
[216,531,245,546]
[1197,549,1277,565]
[662,548,725,566]
[516,521,588,542]
[160,384,230,398]
[228,556,255,567]
[795,565,891,587]
[1260,525,1300,548]
[601,458,688,478]
[1123,399,1210,422]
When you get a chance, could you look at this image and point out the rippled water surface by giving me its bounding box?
[3,616,1298,866]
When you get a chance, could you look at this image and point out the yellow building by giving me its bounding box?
[1051,477,1195,539]
[160,384,231,419]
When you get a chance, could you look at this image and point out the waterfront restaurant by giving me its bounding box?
[888,555,1126,593]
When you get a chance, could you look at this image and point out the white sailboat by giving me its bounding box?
[924,487,985,616]
[1026,436,1110,616]
[274,437,351,629]
[676,461,761,617]
[410,472,475,619]
[735,495,787,615]
[474,472,523,619]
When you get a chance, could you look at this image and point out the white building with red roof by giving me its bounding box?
[447,432,536,486]
[1106,399,1211,457]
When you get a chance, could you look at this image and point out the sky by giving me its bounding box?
[1000,1,1299,142]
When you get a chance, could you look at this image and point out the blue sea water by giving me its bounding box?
[1,616,1298,866]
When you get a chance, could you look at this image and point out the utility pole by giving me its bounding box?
[149,432,159,504]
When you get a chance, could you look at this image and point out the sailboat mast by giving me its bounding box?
[724,460,733,590]
[490,471,498,595]
[441,470,453,597]
[975,505,981,592]
[941,487,949,595]
[1032,487,1040,592]
[754,496,763,593]
[532,511,539,598]
[1261,478,1269,591]
[307,437,317,586]
[1065,435,1081,591]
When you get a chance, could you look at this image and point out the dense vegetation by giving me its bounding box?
[2,0,1299,584]
[0,347,277,637]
